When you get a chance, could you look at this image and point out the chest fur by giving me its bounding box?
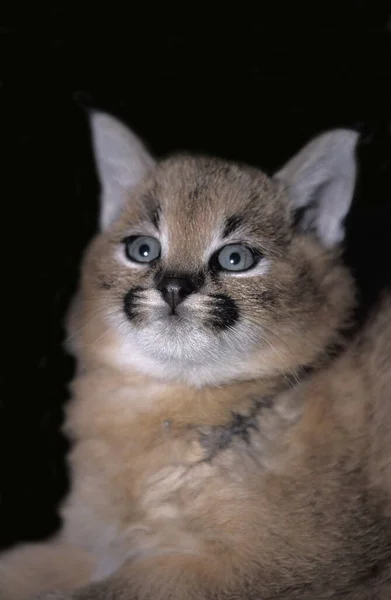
[60,377,297,566]
[59,367,384,586]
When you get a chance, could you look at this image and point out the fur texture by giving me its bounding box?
[1,114,391,599]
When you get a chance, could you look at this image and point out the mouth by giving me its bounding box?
[124,287,188,324]
[123,287,239,333]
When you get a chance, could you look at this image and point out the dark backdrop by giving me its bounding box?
[1,3,391,550]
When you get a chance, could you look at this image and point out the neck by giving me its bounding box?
[68,355,307,435]
[67,316,351,437]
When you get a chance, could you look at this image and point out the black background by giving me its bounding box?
[1,3,391,550]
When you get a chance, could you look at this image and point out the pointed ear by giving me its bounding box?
[274,129,359,248]
[89,112,156,230]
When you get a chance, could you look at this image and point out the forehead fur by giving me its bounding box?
[149,155,286,221]
[114,155,291,260]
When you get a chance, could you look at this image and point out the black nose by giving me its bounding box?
[157,277,196,312]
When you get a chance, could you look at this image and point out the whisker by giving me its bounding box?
[231,319,301,386]
[65,306,121,343]
[88,327,114,349]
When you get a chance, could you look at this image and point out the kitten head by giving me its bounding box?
[69,113,358,386]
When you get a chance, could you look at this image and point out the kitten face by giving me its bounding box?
[75,153,355,386]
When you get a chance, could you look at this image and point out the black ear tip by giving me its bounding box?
[73,91,95,112]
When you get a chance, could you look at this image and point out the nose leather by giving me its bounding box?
[157,276,196,312]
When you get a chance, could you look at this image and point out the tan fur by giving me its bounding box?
[1,124,391,599]
[0,542,93,599]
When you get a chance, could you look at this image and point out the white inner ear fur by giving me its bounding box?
[90,112,156,231]
[274,129,359,248]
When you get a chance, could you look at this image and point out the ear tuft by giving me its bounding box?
[274,129,359,247]
[89,112,155,230]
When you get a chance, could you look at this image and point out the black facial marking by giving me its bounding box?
[188,185,203,201]
[208,293,239,330]
[150,205,161,230]
[141,193,161,230]
[190,270,206,290]
[124,286,144,322]
[223,214,244,238]
[247,191,261,205]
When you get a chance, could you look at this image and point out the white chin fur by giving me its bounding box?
[105,312,260,387]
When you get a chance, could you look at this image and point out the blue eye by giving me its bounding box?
[216,244,257,272]
[124,236,161,264]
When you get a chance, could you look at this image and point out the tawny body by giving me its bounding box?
[60,296,391,598]
[1,115,390,599]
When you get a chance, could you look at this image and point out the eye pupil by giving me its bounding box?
[229,252,241,265]
[139,244,150,257]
